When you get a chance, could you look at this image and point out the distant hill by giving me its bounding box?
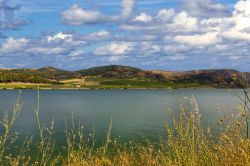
[0,65,249,88]
[34,66,82,80]
[77,65,144,78]
[0,69,59,84]
[152,69,250,88]
[77,65,165,80]
[0,66,82,83]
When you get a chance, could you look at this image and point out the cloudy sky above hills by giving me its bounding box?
[0,0,250,71]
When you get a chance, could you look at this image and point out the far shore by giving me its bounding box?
[1,82,243,90]
[0,86,231,91]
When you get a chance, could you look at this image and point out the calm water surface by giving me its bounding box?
[0,89,240,144]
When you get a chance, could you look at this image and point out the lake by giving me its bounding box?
[0,89,242,145]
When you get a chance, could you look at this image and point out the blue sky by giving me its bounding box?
[1,0,250,71]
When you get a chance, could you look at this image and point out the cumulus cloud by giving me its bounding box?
[61,4,116,25]
[156,9,175,22]
[3,0,250,70]
[0,32,87,57]
[121,0,136,19]
[234,0,250,17]
[174,33,219,46]
[222,31,250,41]
[93,41,162,63]
[182,0,229,18]
[47,32,73,42]
[62,0,136,25]
[94,42,134,56]
[121,11,199,33]
[134,13,152,23]
[0,37,28,54]
[46,32,86,47]
[82,30,112,41]
[171,12,199,32]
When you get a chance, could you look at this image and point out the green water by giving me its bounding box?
[0,89,240,145]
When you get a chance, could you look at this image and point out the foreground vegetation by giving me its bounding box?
[0,92,249,166]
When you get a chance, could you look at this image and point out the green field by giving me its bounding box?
[0,76,212,90]
[83,77,211,89]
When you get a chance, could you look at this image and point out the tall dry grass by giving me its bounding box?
[0,92,249,166]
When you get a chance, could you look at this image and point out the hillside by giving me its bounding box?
[0,65,249,89]
[77,65,165,80]
[10,66,82,81]
[152,69,250,88]
[178,69,249,88]
[0,69,59,84]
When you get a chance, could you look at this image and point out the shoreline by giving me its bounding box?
[0,87,235,90]
[0,83,242,90]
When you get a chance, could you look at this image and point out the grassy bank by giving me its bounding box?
[0,94,249,165]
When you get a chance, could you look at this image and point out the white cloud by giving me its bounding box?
[234,0,250,17]
[46,32,86,46]
[4,0,250,70]
[182,0,228,18]
[47,32,72,42]
[92,41,162,63]
[62,4,115,25]
[171,12,199,32]
[174,33,219,46]
[134,13,152,23]
[83,30,111,41]
[121,0,136,19]
[62,0,136,25]
[138,42,161,56]
[0,38,29,54]
[0,37,75,59]
[0,32,86,57]
[94,42,134,56]
[121,10,199,33]
[231,1,250,31]
[222,31,250,41]
[156,9,175,22]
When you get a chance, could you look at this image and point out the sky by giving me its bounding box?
[1,0,250,71]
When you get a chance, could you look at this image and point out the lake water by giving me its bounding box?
[0,89,242,144]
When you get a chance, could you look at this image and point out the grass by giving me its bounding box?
[0,92,249,165]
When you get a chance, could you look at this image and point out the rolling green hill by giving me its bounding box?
[0,65,249,89]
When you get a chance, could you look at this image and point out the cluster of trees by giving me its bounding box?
[174,70,250,88]
[78,65,166,81]
[0,72,61,84]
